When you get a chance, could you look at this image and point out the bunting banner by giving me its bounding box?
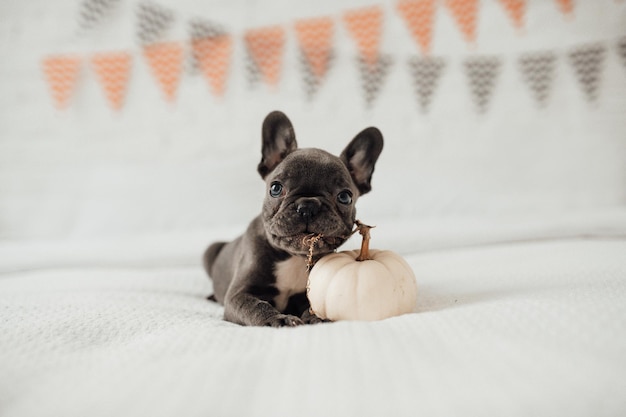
[568,43,606,103]
[188,18,228,75]
[396,0,437,55]
[189,18,228,41]
[344,6,392,106]
[192,37,232,97]
[42,55,83,109]
[497,0,525,30]
[294,17,335,99]
[343,6,383,67]
[464,56,501,113]
[244,26,286,88]
[189,19,232,96]
[554,0,574,16]
[245,49,262,87]
[408,56,446,112]
[77,0,120,31]
[136,1,175,45]
[358,55,393,107]
[91,51,132,110]
[143,42,184,102]
[445,0,479,44]
[41,1,625,112]
[617,37,626,72]
[518,51,556,107]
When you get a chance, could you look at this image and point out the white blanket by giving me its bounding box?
[2,238,625,417]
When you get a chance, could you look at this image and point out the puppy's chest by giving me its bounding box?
[273,256,309,312]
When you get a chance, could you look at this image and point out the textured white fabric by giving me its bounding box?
[1,239,625,417]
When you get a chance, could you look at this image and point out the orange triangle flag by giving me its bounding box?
[244,26,285,87]
[444,0,479,44]
[192,36,233,96]
[42,55,82,109]
[143,42,184,102]
[91,52,132,110]
[294,17,334,79]
[554,0,573,16]
[497,0,525,29]
[396,0,437,55]
[343,6,383,67]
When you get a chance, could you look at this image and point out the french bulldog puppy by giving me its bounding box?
[203,111,383,327]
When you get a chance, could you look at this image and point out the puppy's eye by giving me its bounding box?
[337,190,352,205]
[269,182,284,198]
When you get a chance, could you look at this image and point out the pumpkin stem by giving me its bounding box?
[355,220,375,261]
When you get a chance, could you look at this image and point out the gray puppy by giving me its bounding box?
[203,111,383,327]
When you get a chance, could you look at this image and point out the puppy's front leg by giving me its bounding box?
[224,290,304,327]
[284,292,329,324]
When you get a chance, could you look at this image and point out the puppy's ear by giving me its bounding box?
[258,111,298,178]
[340,127,384,195]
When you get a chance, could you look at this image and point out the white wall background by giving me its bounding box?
[1,0,625,245]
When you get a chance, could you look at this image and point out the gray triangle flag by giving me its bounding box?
[463,56,502,114]
[78,0,120,30]
[568,43,606,103]
[518,51,557,107]
[408,56,446,113]
[616,37,626,73]
[245,49,262,89]
[299,51,335,100]
[189,18,227,40]
[136,1,175,45]
[357,55,393,108]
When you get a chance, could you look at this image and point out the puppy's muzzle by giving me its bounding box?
[295,197,321,223]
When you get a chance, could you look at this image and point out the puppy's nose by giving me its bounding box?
[296,198,321,221]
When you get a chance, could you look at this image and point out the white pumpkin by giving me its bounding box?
[307,222,417,321]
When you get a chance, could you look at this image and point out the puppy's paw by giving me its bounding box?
[264,314,304,327]
[301,309,331,325]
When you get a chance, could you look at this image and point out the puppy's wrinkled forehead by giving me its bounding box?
[269,149,353,190]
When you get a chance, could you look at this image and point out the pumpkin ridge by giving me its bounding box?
[326,258,359,316]
[364,260,392,320]
[378,252,417,315]
[353,261,362,320]
[377,256,402,316]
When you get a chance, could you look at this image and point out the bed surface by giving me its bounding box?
[2,237,624,417]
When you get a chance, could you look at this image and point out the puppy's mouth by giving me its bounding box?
[270,232,348,256]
